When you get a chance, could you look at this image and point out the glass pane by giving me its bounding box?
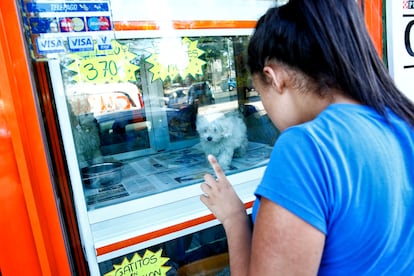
[58,35,279,209]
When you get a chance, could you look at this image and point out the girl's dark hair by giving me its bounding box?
[248,0,414,126]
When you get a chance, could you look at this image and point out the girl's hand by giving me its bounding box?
[200,155,246,226]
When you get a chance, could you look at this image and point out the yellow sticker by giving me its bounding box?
[104,249,171,276]
[66,40,139,84]
[146,37,206,82]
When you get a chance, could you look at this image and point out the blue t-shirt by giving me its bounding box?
[252,104,414,275]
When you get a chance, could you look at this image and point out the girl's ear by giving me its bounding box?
[263,64,287,94]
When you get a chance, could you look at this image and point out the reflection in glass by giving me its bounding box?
[59,35,279,209]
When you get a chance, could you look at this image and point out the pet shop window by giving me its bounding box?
[20,0,280,273]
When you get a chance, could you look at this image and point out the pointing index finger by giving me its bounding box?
[207,154,225,179]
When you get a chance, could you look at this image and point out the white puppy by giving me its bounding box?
[196,111,248,168]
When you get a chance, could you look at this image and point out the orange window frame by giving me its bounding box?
[360,0,383,57]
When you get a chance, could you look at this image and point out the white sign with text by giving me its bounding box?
[387,1,414,100]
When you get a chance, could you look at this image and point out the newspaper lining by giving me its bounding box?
[84,142,272,209]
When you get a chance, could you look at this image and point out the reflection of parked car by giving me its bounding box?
[67,83,146,156]
[68,83,199,155]
[67,83,144,116]
[96,104,198,153]
[187,81,215,106]
[227,78,237,91]
[165,88,187,108]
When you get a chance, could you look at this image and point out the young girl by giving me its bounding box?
[200,0,414,275]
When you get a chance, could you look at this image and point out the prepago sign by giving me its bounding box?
[20,0,113,60]
[387,1,414,100]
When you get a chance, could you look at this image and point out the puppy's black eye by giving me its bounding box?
[214,127,217,132]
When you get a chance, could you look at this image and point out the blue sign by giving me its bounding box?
[97,35,113,50]
[36,37,66,54]
[21,0,113,60]
[68,36,94,52]
[29,17,59,34]
[25,2,110,13]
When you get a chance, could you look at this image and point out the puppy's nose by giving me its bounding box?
[207,136,212,141]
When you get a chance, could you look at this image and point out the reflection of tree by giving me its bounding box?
[160,36,244,93]
[233,36,253,101]
[198,37,225,61]
[197,37,233,91]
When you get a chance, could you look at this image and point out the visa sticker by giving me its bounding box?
[68,36,94,52]
[97,35,113,50]
[36,37,66,54]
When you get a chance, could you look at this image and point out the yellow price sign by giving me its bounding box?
[104,249,171,276]
[66,40,139,84]
[146,37,206,82]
